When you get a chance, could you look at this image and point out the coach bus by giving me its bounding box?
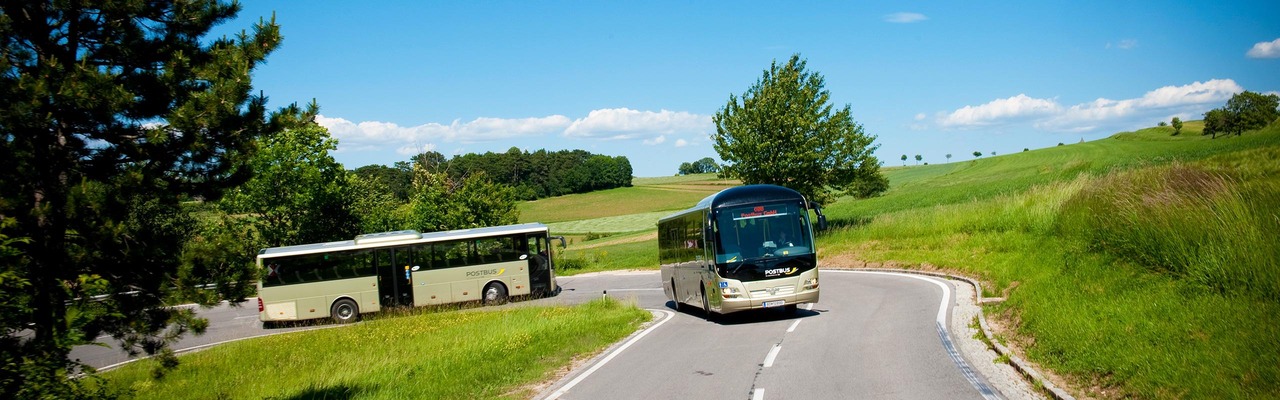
[660,184,826,316]
[256,223,560,324]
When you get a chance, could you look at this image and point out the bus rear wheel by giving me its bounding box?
[331,298,359,324]
[484,282,509,305]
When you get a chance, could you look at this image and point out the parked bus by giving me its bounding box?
[256,223,560,324]
[660,184,826,316]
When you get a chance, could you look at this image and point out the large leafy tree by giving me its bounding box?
[713,54,886,203]
[220,123,360,247]
[1225,90,1280,133]
[407,167,519,233]
[0,1,299,396]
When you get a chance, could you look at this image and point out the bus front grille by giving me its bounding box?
[750,285,795,298]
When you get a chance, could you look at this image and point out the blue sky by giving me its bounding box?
[217,1,1280,177]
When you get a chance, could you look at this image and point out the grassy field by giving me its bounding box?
[101,299,650,400]
[539,122,1280,398]
[518,174,733,223]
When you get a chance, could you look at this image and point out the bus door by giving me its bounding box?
[375,248,414,307]
[525,234,551,295]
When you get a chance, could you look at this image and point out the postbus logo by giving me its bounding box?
[763,267,797,277]
[466,268,505,277]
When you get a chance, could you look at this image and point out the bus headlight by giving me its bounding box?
[802,277,819,290]
[722,287,742,299]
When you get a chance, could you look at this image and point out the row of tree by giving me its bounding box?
[354,148,632,202]
[1202,91,1280,139]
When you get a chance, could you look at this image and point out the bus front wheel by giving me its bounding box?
[331,298,359,324]
[484,282,509,305]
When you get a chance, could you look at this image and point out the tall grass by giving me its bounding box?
[813,125,1280,397]
[1058,160,1280,300]
[101,299,650,399]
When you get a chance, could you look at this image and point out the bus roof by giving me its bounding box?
[257,223,550,259]
[660,184,808,223]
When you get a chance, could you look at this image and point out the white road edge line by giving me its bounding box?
[830,270,1001,400]
[762,344,782,367]
[753,388,765,400]
[786,319,801,333]
[544,309,675,400]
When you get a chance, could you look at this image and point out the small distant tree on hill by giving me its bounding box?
[901,154,908,166]
[1171,117,1183,136]
[1024,148,1030,152]
[677,157,719,175]
[1158,121,1168,127]
[946,153,952,162]
[973,151,983,158]
[914,155,922,165]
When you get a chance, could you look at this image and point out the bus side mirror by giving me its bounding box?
[810,201,828,231]
[551,236,567,249]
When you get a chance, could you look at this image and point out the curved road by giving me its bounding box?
[74,269,1006,399]
[542,270,998,400]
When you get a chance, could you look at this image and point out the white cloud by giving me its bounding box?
[1247,38,1280,58]
[884,12,927,23]
[675,139,690,147]
[643,135,667,145]
[396,143,435,156]
[914,113,926,121]
[938,94,1061,128]
[317,114,571,148]
[1107,39,1138,50]
[563,108,712,140]
[934,79,1244,133]
[1037,79,1242,131]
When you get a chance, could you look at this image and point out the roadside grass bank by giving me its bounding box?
[821,126,1280,398]
[99,299,650,400]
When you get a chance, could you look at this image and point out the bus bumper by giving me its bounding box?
[720,288,819,313]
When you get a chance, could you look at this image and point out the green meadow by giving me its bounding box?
[101,299,649,400]
[100,122,1278,399]
[536,121,1280,398]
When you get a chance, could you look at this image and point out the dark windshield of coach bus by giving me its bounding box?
[713,201,813,264]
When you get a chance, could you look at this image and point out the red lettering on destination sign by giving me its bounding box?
[739,208,779,218]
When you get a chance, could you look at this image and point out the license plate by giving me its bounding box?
[762,300,785,308]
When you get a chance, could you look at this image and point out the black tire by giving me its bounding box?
[672,279,685,312]
[701,285,714,321]
[483,282,509,305]
[331,298,359,324]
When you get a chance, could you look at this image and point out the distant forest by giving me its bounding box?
[354,147,633,201]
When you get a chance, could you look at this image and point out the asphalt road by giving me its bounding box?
[74,269,1003,399]
[541,270,998,400]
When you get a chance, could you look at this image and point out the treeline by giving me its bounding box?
[357,148,633,201]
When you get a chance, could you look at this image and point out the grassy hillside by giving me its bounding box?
[824,124,1279,398]
[538,122,1280,397]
